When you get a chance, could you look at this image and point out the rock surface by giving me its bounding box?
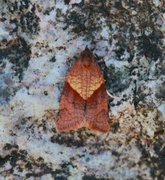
[0,0,164,179]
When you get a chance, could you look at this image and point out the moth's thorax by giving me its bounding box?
[81,47,93,59]
[80,48,94,68]
[82,58,91,69]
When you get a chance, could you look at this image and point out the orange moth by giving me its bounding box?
[56,48,110,132]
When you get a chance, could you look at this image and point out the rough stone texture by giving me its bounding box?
[0,0,164,179]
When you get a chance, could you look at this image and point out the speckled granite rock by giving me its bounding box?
[0,0,164,179]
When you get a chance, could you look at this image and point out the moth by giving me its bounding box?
[56,48,110,132]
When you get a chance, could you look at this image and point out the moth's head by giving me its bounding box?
[80,47,95,68]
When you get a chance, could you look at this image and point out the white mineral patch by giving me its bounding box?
[153,0,161,7]
[105,57,129,68]
[158,104,165,120]
[69,0,82,5]
[100,27,110,39]
[0,22,10,41]
[10,88,56,119]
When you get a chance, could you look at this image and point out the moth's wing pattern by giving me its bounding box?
[56,48,110,133]
[86,84,110,132]
[66,50,104,100]
[56,83,85,132]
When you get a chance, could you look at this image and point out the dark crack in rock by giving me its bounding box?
[0,37,31,80]
[0,143,73,179]
[0,37,31,104]
[5,0,40,35]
